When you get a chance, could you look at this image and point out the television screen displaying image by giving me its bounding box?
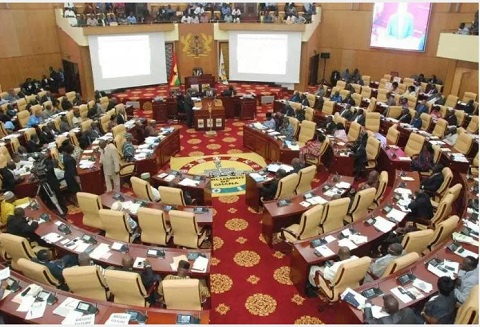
[370,2,432,52]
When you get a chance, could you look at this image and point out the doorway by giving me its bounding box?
[62,60,81,94]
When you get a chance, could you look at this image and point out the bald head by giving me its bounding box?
[122,255,134,269]
[78,253,91,266]
[338,246,351,260]
[388,243,403,256]
[383,294,399,314]
[99,139,107,149]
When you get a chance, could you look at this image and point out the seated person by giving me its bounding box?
[289,91,301,102]
[352,133,367,178]
[398,108,412,124]
[26,134,42,153]
[330,91,342,103]
[415,100,428,115]
[406,191,434,225]
[107,114,117,132]
[299,133,326,162]
[430,105,442,120]
[279,117,294,140]
[59,115,70,133]
[399,97,409,110]
[325,116,336,135]
[0,191,29,229]
[117,255,160,303]
[386,92,396,106]
[389,81,399,94]
[443,127,458,146]
[349,170,379,201]
[221,86,236,96]
[420,164,444,193]
[83,126,101,145]
[316,84,326,97]
[411,142,433,172]
[257,169,287,201]
[338,104,353,120]
[33,249,78,284]
[464,99,476,114]
[144,120,157,137]
[39,125,56,144]
[263,112,276,130]
[71,110,81,127]
[122,133,135,162]
[291,158,304,174]
[378,225,417,256]
[61,97,72,111]
[421,276,457,324]
[342,93,355,106]
[295,106,306,122]
[308,247,358,286]
[27,111,44,128]
[364,243,404,283]
[454,256,479,304]
[410,112,422,129]
[283,101,295,117]
[158,260,210,303]
[6,207,43,245]
[445,109,457,126]
[42,105,57,119]
[350,108,365,126]
[363,294,422,324]
[111,201,140,237]
[300,94,309,106]
[334,122,347,139]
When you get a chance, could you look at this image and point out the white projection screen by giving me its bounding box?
[88,33,167,90]
[228,31,302,83]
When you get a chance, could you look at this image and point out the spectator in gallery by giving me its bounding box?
[456,22,470,35]
[296,13,306,24]
[86,13,98,26]
[126,12,137,24]
[224,12,233,23]
[221,3,231,19]
[199,13,209,23]
[341,68,351,81]
[191,15,199,24]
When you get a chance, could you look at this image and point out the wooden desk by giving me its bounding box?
[29,198,212,281]
[290,171,420,295]
[0,263,210,324]
[262,175,355,246]
[193,99,225,131]
[184,75,215,93]
[378,146,412,186]
[152,100,168,123]
[239,97,256,120]
[243,125,299,164]
[329,138,355,177]
[150,171,212,206]
[101,191,213,227]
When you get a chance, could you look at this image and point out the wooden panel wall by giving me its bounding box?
[317,3,478,94]
[0,6,62,90]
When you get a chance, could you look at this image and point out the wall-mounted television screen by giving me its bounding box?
[370,2,432,52]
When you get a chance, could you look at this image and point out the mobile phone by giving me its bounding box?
[126,310,147,323]
[75,301,97,315]
[365,218,376,226]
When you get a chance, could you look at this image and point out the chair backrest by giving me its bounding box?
[158,186,186,206]
[387,106,402,119]
[351,93,362,106]
[306,94,316,108]
[381,252,420,277]
[79,104,88,119]
[336,80,346,89]
[114,134,126,158]
[69,131,80,148]
[112,124,126,139]
[432,118,447,138]
[322,100,335,115]
[0,122,7,139]
[81,119,93,132]
[373,171,388,204]
[104,269,148,307]
[98,209,132,242]
[24,127,37,141]
[17,110,30,128]
[455,285,479,324]
[377,88,388,102]
[366,136,381,164]
[77,192,103,230]
[430,193,455,227]
[298,120,316,144]
[454,132,473,155]
[16,98,27,111]
[437,167,453,198]
[420,113,432,131]
[131,176,156,202]
[55,135,68,149]
[100,114,110,133]
[169,210,202,249]
[404,133,425,157]
[295,165,316,194]
[348,187,376,222]
[66,91,76,103]
[296,204,323,240]
[366,97,376,112]
[362,76,371,87]
[288,116,300,137]
[320,197,350,234]
[66,111,74,127]
[445,94,458,108]
[427,215,460,251]
[339,89,350,101]
[360,86,372,99]
[305,107,314,121]
[17,258,61,287]
[365,112,380,132]
[467,115,479,134]
[407,95,418,110]
[63,266,108,301]
[162,279,202,310]
[387,124,400,145]
[443,183,463,203]
[330,256,371,300]
[462,92,477,103]
[0,233,36,270]
[402,229,435,255]
[30,104,43,116]
[347,122,362,142]
[138,207,170,246]
[274,173,299,200]
[455,109,465,127]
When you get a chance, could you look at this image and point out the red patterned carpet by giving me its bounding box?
[68,84,347,324]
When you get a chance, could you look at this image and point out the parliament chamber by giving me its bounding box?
[0,1,478,325]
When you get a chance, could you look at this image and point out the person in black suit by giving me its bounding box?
[342,93,355,106]
[398,108,412,124]
[350,108,365,126]
[221,86,236,96]
[107,97,117,110]
[26,134,43,153]
[352,132,367,178]
[116,106,127,125]
[406,191,434,225]
[464,100,476,114]
[1,161,18,192]
[339,104,353,120]
[61,97,72,111]
[184,90,194,128]
[325,116,336,135]
[62,144,81,194]
[6,207,42,243]
[420,164,444,194]
[39,125,56,145]
[363,294,422,324]
[445,109,457,126]
[32,249,78,285]
[119,255,160,303]
[258,169,287,201]
[291,158,304,174]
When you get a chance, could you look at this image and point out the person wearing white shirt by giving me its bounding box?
[181,15,188,23]
[308,247,358,285]
[194,5,204,16]
[232,7,241,23]
[443,127,458,146]
[456,22,470,35]
[191,15,199,24]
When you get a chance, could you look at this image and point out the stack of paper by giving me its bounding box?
[78,160,95,169]
[249,173,265,182]
[13,284,42,304]
[267,163,281,172]
[371,306,390,319]
[315,245,335,257]
[192,256,209,272]
[89,243,111,260]
[42,232,63,244]
[335,182,351,189]
[307,196,327,205]
[387,208,407,222]
[53,298,81,318]
[253,122,267,130]
[373,217,396,233]
[454,247,479,259]
[179,178,200,187]
[25,300,47,320]
[338,238,357,250]
[412,278,433,293]
[391,286,423,304]
[0,267,10,280]
[279,164,294,172]
[349,234,368,245]
[427,263,455,278]
[170,255,189,271]
[164,175,176,182]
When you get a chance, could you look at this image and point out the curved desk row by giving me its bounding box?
[0,263,209,325]
[290,171,420,294]
[337,173,478,323]
[28,199,212,281]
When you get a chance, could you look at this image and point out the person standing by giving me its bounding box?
[99,139,120,192]
[184,89,194,128]
[62,144,81,194]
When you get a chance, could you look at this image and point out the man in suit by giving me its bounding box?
[184,89,194,128]
[351,108,365,126]
[291,158,304,174]
[99,139,120,192]
[26,134,43,153]
[202,86,216,98]
[406,190,434,224]
[6,207,41,243]
[364,243,404,283]
[339,104,353,120]
[420,164,444,193]
[116,106,127,125]
[364,294,422,324]
[445,109,457,126]
[257,169,287,201]
[325,116,336,135]
[415,100,428,115]
[1,161,18,192]
[32,249,78,284]
[421,276,457,324]
[342,94,355,106]
[398,108,412,124]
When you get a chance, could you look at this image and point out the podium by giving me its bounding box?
[185,75,215,94]
[193,98,225,131]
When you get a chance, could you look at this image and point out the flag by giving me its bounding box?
[169,52,181,87]
[218,49,228,85]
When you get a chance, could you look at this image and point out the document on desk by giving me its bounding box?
[17,295,36,312]
[0,267,10,280]
[179,178,200,187]
[73,241,91,253]
[170,255,189,271]
[453,232,479,246]
[412,278,433,293]
[386,208,407,222]
[267,163,280,172]
[105,313,131,325]
[307,196,327,205]
[371,306,389,319]
[25,300,47,320]
[391,286,423,304]
[427,263,455,279]
[315,245,335,257]
[164,174,176,182]
[134,257,146,269]
[442,260,459,273]
[400,176,415,181]
[373,217,396,233]
[253,122,267,130]
[192,256,209,273]
[454,247,479,259]
[249,173,265,182]
[12,284,42,304]
[335,182,351,189]
[340,288,367,309]
[338,238,357,250]
[89,243,111,260]
[349,234,368,245]
[54,298,81,318]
